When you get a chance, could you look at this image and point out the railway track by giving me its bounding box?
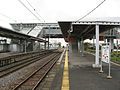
[0,50,53,78]
[0,50,49,67]
[12,52,61,90]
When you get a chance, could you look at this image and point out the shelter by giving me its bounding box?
[58,20,120,67]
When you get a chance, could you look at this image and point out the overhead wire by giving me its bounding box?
[18,0,44,35]
[25,0,46,36]
[18,0,42,22]
[76,0,106,21]
[25,0,45,22]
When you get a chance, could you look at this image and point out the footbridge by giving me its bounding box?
[10,23,63,50]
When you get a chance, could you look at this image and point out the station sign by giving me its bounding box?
[101,45,110,63]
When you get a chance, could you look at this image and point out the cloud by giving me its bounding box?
[0,0,120,22]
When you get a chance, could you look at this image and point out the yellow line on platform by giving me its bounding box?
[61,50,69,90]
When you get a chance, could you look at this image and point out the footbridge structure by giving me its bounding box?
[10,23,63,38]
[10,23,63,50]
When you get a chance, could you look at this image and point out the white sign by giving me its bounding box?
[101,45,110,63]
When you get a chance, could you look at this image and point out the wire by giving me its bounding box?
[25,0,35,11]
[77,0,106,21]
[0,12,17,22]
[25,0,45,22]
[35,11,45,22]
[25,0,45,34]
[18,0,42,22]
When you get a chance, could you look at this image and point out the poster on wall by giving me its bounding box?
[101,45,110,63]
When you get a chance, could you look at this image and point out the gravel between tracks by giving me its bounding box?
[0,54,54,90]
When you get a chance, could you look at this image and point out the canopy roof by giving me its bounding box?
[0,26,47,42]
[58,20,120,42]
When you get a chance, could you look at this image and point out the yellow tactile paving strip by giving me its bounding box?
[61,50,69,90]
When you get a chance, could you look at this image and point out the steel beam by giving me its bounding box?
[93,24,100,67]
[81,37,84,56]
[73,21,120,25]
[24,40,27,53]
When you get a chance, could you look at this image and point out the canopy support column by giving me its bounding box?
[93,24,100,67]
[39,42,41,50]
[24,40,27,53]
[78,39,81,53]
[81,37,84,56]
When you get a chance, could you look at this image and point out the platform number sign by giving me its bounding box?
[101,45,110,63]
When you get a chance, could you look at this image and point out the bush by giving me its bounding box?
[111,51,120,61]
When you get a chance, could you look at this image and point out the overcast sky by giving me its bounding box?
[0,0,120,45]
[0,0,120,23]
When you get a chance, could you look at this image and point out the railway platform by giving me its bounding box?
[0,49,119,90]
[61,50,120,90]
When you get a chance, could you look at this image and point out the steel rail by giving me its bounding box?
[0,52,52,78]
[32,53,61,90]
[13,52,60,90]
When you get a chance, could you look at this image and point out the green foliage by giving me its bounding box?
[84,42,120,62]
[111,51,120,62]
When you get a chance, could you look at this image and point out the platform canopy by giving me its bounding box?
[58,20,120,42]
[0,26,47,42]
